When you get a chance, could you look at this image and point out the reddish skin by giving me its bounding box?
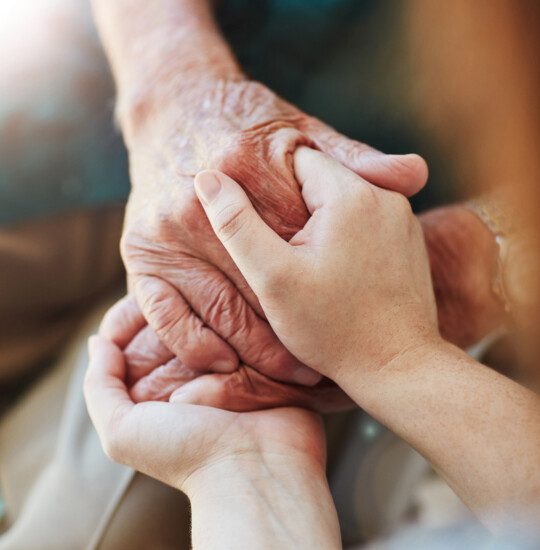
[122,79,428,386]
[419,205,505,348]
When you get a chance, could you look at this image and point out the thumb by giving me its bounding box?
[194,170,293,297]
[307,122,428,197]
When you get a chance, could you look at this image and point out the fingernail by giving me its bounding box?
[210,359,237,373]
[291,365,322,386]
[195,172,222,204]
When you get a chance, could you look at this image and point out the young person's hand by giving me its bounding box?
[193,147,440,388]
[85,307,341,549]
[84,332,324,491]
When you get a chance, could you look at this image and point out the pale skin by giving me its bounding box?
[85,334,341,550]
[86,148,540,546]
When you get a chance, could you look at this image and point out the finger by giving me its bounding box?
[194,170,294,299]
[169,367,355,413]
[99,295,147,349]
[84,335,134,444]
[161,262,321,386]
[130,357,197,402]
[307,121,428,197]
[124,325,174,385]
[133,273,239,373]
[293,147,374,214]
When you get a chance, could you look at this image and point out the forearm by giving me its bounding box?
[91,0,244,139]
[183,458,341,549]
[339,342,540,529]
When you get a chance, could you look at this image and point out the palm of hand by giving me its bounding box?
[107,398,324,490]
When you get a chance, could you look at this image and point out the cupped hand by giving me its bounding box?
[100,295,355,412]
[121,79,428,386]
[84,335,327,494]
[192,147,439,386]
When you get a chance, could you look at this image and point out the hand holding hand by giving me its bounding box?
[193,147,440,387]
[99,295,354,412]
[84,330,326,494]
[84,310,341,549]
[122,80,428,387]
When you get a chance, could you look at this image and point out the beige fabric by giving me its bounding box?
[0,207,125,382]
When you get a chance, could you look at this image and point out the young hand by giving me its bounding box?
[193,147,441,387]
[84,323,341,549]
[84,331,326,494]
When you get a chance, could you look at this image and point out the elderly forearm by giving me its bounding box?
[183,457,341,549]
[339,342,540,530]
[91,0,244,139]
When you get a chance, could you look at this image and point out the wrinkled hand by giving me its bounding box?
[420,205,506,347]
[100,295,355,412]
[84,332,326,493]
[121,79,428,386]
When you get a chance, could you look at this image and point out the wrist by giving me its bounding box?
[181,451,325,499]
[336,337,452,407]
[183,454,339,549]
[118,67,246,147]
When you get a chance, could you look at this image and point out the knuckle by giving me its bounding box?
[214,203,250,243]
[201,281,247,338]
[139,285,188,343]
[260,265,291,300]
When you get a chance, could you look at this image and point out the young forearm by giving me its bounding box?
[91,0,243,137]
[183,458,341,549]
[340,342,540,529]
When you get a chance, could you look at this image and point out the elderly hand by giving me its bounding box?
[420,205,506,347]
[99,295,354,412]
[121,78,428,387]
[84,333,326,494]
[192,147,439,386]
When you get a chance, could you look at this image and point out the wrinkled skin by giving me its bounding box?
[122,79,428,385]
[84,334,328,494]
[101,296,355,413]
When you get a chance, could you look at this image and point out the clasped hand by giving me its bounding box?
[85,147,440,491]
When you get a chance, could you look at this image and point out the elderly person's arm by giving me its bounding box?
[91,0,428,389]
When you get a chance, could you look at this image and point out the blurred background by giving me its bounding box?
[1,0,539,548]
